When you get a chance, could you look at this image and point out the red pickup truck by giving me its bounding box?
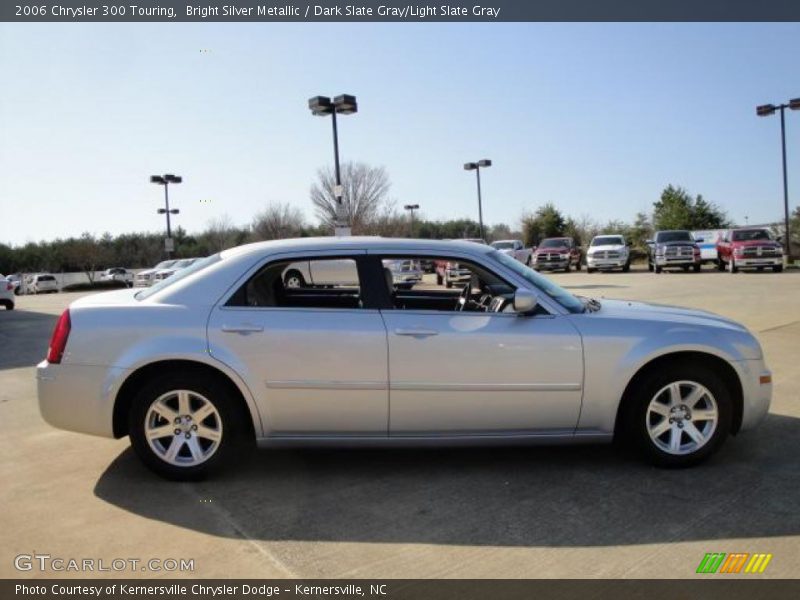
[532,237,582,272]
[716,228,784,273]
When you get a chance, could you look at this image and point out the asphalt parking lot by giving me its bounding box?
[1,266,799,579]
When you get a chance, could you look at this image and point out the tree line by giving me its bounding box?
[4,161,787,277]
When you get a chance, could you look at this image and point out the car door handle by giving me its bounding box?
[221,324,264,333]
[394,328,439,337]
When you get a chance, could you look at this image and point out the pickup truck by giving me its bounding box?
[99,267,135,287]
[532,237,582,272]
[490,239,533,265]
[647,230,701,273]
[716,227,783,273]
[284,259,423,290]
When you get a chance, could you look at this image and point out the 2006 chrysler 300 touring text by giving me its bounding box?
[37,238,772,479]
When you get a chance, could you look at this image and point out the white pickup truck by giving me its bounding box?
[99,268,135,287]
[283,259,423,290]
[490,239,532,265]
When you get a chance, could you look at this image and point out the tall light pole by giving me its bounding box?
[404,203,419,237]
[150,174,182,258]
[464,159,491,240]
[309,94,358,236]
[757,98,800,258]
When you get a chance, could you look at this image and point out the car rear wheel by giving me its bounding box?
[129,372,252,480]
[623,363,731,467]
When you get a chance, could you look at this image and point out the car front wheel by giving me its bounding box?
[623,362,731,468]
[128,372,251,480]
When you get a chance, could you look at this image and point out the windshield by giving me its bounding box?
[540,238,569,249]
[655,231,693,243]
[488,250,584,314]
[136,254,221,300]
[491,241,514,249]
[591,236,623,246]
[732,229,772,242]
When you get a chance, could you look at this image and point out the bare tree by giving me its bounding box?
[251,203,306,241]
[202,214,241,252]
[310,162,392,232]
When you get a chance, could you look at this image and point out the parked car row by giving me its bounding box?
[647,227,784,274]
[134,258,203,287]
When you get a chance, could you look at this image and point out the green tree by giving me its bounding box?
[521,203,566,246]
[653,185,729,230]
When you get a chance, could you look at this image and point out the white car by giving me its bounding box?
[28,274,58,294]
[586,235,631,272]
[490,240,532,265]
[283,258,422,290]
[37,237,771,480]
[134,260,177,287]
[99,268,134,287]
[0,277,15,310]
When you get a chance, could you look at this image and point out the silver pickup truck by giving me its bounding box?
[283,259,423,290]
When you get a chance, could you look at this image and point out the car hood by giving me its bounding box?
[589,244,626,252]
[592,299,746,332]
[731,240,781,248]
[656,240,696,247]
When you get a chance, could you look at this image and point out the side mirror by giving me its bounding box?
[513,289,538,315]
[695,238,704,243]
[645,239,654,246]
[776,235,783,243]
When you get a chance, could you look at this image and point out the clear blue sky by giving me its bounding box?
[1,23,799,245]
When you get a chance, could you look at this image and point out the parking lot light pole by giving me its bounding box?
[464,159,491,241]
[404,204,420,237]
[150,174,182,258]
[757,99,800,258]
[309,94,358,236]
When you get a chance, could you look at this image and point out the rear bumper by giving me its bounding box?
[37,360,128,438]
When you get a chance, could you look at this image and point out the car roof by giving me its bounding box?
[220,236,496,259]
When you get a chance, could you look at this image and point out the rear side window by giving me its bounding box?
[39,276,55,282]
[227,258,364,310]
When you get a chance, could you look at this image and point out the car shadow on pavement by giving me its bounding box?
[0,309,57,370]
[94,413,800,547]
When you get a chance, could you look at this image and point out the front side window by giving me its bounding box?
[488,250,584,314]
[227,257,363,310]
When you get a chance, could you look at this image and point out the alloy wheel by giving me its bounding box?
[145,390,223,466]
[646,381,718,455]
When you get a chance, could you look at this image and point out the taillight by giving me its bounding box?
[47,309,71,364]
[5,282,11,291]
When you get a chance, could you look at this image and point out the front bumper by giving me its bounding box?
[736,359,772,432]
[654,256,698,266]
[734,257,782,268]
[37,360,129,438]
[587,257,627,269]
[535,259,570,270]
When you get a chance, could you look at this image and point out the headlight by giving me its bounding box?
[560,253,569,259]
[655,246,665,256]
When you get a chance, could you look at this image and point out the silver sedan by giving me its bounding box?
[37,238,771,480]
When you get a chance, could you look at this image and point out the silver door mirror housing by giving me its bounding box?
[513,289,538,315]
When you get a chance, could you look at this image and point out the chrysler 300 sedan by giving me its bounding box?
[37,238,772,480]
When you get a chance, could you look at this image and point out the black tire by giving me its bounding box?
[283,270,305,288]
[1,301,13,311]
[128,371,253,481]
[717,259,725,272]
[729,259,738,274]
[587,268,596,273]
[620,361,732,468]
[622,261,631,273]
[564,263,571,273]
[575,260,582,271]
[654,265,662,274]
[773,265,784,273]
[693,264,701,273]
[445,280,453,289]
[436,273,443,285]
[682,265,690,272]
[648,260,654,272]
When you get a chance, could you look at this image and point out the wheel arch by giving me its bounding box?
[112,359,258,439]
[613,351,744,439]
